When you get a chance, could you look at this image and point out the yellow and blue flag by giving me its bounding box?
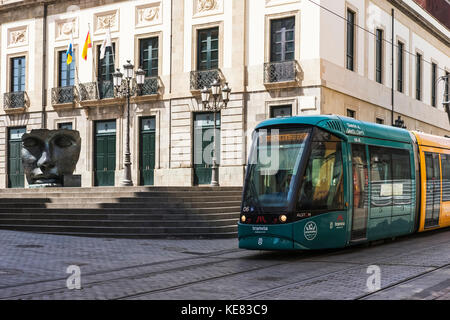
[66,36,73,65]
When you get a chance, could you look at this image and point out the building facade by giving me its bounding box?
[0,0,449,188]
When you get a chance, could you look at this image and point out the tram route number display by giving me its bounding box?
[180,304,268,318]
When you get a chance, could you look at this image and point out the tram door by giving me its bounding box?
[350,144,369,241]
[424,153,441,228]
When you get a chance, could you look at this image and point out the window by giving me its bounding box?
[140,37,158,77]
[197,28,219,71]
[431,63,437,107]
[97,43,116,99]
[270,17,295,62]
[397,41,404,93]
[58,50,75,87]
[369,146,412,210]
[441,154,450,202]
[11,56,25,92]
[58,122,73,130]
[376,118,384,124]
[346,10,355,71]
[416,53,422,101]
[270,105,292,118]
[297,129,344,212]
[347,109,356,118]
[376,29,383,84]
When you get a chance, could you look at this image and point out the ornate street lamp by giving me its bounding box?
[113,60,146,186]
[393,116,407,129]
[201,80,231,186]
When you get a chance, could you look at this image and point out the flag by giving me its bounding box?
[82,31,92,61]
[66,35,73,65]
[100,29,112,60]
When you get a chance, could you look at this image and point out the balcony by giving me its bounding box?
[133,76,160,104]
[263,60,299,89]
[190,69,221,92]
[78,82,99,102]
[51,86,76,108]
[3,91,27,113]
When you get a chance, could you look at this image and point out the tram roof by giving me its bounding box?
[412,131,450,150]
[255,115,413,143]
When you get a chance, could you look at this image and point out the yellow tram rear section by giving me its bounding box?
[412,131,450,232]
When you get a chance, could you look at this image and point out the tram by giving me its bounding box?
[238,115,450,250]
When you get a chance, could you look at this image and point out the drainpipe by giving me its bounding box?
[391,8,395,126]
[169,0,173,169]
[42,3,48,129]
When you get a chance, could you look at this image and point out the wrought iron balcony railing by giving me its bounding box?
[139,77,159,96]
[264,60,297,84]
[4,91,26,109]
[78,82,99,101]
[51,86,75,105]
[190,69,221,91]
[98,80,114,99]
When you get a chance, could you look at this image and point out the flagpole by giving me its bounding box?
[88,23,100,99]
[109,24,116,71]
[72,31,80,87]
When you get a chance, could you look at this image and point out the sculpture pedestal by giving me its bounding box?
[63,175,82,187]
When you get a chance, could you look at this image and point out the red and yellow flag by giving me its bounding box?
[82,31,92,60]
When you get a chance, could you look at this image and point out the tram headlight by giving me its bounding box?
[280,215,287,223]
[241,215,246,223]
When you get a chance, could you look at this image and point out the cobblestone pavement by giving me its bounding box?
[0,229,448,300]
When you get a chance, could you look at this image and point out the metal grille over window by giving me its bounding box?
[264,61,297,83]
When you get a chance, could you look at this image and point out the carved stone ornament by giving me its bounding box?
[56,19,78,40]
[96,12,117,31]
[198,0,217,11]
[136,3,161,27]
[194,0,222,17]
[8,28,27,47]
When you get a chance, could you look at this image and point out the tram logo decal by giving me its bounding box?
[304,222,318,241]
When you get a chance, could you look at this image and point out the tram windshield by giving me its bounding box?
[243,127,344,213]
[243,128,310,210]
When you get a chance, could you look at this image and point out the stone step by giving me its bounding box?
[0,224,238,235]
[0,191,243,199]
[0,200,242,209]
[0,186,243,239]
[38,231,238,239]
[0,186,243,193]
[0,195,242,204]
[0,218,239,228]
[0,212,239,221]
[0,206,241,215]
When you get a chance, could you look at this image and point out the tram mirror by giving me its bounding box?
[21,129,81,187]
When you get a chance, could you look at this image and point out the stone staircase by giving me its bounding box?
[0,186,243,239]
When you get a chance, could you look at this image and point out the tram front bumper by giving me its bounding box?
[238,223,306,250]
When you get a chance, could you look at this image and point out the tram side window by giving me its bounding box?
[370,147,393,207]
[441,155,450,202]
[369,146,412,209]
[297,130,344,212]
[392,149,412,206]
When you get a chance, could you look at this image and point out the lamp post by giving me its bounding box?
[201,80,231,186]
[393,116,407,129]
[113,60,146,186]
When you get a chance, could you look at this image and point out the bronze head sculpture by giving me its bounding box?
[21,129,81,186]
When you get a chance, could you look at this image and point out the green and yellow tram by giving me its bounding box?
[238,115,450,250]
